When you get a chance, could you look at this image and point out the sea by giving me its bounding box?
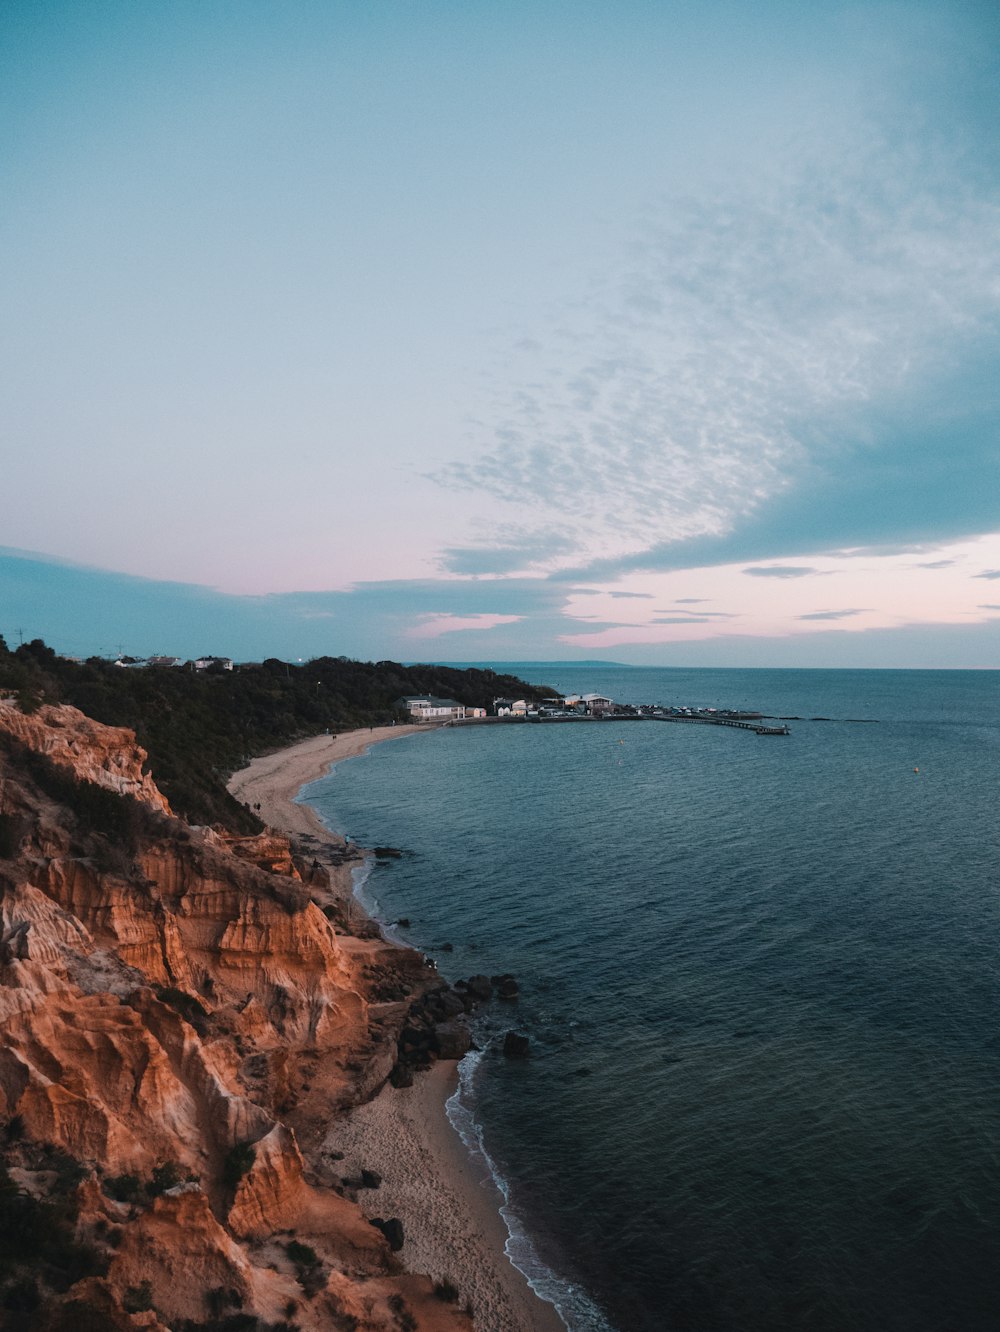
[300,667,1000,1332]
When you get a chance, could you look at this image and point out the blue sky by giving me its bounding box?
[2,1,998,666]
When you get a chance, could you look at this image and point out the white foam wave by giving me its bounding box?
[446,1050,618,1332]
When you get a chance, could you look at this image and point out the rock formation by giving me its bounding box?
[0,701,471,1331]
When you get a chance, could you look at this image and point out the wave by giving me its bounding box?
[446,1048,618,1332]
[354,846,617,1331]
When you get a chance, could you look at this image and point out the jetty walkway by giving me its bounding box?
[454,711,790,736]
[651,714,790,736]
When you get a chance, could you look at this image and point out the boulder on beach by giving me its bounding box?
[434,1021,472,1060]
[370,1216,405,1251]
[434,989,467,1020]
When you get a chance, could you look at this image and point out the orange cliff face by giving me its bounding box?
[0,701,471,1332]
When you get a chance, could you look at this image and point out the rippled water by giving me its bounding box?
[303,669,1000,1332]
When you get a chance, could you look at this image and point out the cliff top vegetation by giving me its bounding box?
[0,637,555,832]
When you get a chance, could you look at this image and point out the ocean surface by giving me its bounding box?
[301,668,1000,1332]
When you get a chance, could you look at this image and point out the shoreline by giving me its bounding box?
[227,727,567,1332]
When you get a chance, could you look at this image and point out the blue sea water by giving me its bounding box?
[302,668,1000,1332]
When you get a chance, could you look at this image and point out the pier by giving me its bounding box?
[455,708,791,736]
[650,713,790,735]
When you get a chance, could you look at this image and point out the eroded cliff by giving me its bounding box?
[0,702,471,1332]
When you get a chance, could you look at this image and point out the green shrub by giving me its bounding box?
[0,813,23,859]
[148,1161,183,1196]
[0,1165,105,1289]
[46,1149,86,1196]
[102,1173,141,1202]
[221,1142,256,1193]
[2,1274,39,1311]
[3,1114,25,1142]
[285,1240,318,1269]
[205,1285,243,1316]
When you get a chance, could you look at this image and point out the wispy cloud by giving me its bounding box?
[797,609,868,621]
[439,528,578,576]
[973,569,1000,580]
[744,566,819,579]
[432,80,1000,578]
[405,613,524,639]
[654,608,738,618]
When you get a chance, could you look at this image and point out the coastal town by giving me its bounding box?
[101,653,793,735]
[398,693,792,734]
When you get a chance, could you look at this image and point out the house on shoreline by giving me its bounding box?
[580,693,614,716]
[398,695,467,722]
[492,697,528,717]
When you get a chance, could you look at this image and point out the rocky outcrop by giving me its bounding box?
[0,702,170,813]
[0,701,471,1331]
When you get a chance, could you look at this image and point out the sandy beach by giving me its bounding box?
[227,723,426,847]
[227,728,566,1332]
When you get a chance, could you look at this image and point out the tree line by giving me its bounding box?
[0,638,555,831]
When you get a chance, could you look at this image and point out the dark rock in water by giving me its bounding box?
[464,974,493,1002]
[370,1217,405,1250]
[435,1021,472,1060]
[360,1169,382,1190]
[571,1066,592,1076]
[395,917,411,928]
[496,976,519,1000]
[389,1062,414,1089]
[440,942,454,952]
[502,1031,531,1059]
[374,846,403,858]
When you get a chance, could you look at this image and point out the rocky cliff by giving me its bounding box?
[0,702,471,1332]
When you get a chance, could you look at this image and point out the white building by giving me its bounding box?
[581,693,614,715]
[493,697,528,716]
[399,695,467,722]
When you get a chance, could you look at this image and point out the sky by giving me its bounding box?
[2,0,999,667]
